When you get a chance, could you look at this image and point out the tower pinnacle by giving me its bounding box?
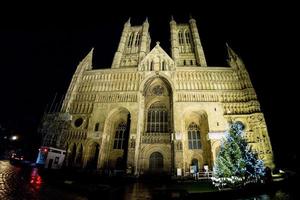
[126,17,131,25]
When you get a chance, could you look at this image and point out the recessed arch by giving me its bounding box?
[75,143,84,166]
[181,109,213,170]
[102,106,131,170]
[86,142,100,169]
[138,75,174,174]
[68,143,77,167]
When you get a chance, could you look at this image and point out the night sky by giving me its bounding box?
[0,2,298,169]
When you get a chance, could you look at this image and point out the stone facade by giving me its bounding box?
[40,17,274,175]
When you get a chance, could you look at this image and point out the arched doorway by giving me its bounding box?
[191,158,199,173]
[75,144,83,167]
[149,152,164,172]
[116,157,124,170]
[68,143,76,167]
[87,143,100,169]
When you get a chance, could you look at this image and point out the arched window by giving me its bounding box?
[135,32,141,46]
[150,61,154,71]
[162,61,166,71]
[113,122,127,149]
[127,33,134,47]
[94,123,100,131]
[178,31,184,44]
[185,31,191,44]
[188,122,201,149]
[147,102,168,133]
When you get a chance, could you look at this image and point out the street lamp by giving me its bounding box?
[11,135,18,141]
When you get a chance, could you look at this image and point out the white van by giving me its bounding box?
[36,146,66,169]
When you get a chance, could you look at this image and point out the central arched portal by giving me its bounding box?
[142,77,173,174]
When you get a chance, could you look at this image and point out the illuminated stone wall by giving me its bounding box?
[40,17,274,175]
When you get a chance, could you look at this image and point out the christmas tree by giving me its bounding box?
[212,121,265,188]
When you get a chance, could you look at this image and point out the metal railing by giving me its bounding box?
[192,171,214,180]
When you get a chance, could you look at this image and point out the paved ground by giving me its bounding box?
[0,160,87,200]
[0,160,38,199]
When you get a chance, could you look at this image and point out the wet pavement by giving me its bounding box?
[0,160,87,200]
[0,160,296,199]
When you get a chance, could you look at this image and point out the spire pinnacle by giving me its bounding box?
[226,43,237,60]
[170,15,176,24]
[189,13,196,23]
[79,47,94,70]
[86,47,94,59]
[126,17,131,25]
[144,17,148,23]
[226,43,246,69]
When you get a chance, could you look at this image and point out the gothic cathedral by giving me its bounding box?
[40,17,274,175]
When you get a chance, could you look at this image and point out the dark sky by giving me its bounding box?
[0,2,298,168]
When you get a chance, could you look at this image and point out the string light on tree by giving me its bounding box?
[212,121,265,189]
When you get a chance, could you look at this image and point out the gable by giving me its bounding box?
[139,42,175,71]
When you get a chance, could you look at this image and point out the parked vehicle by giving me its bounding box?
[9,151,24,164]
[35,146,66,169]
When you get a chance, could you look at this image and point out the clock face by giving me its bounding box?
[152,85,164,96]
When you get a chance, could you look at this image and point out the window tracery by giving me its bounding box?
[188,122,201,149]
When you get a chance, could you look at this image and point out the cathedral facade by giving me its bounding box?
[40,17,274,175]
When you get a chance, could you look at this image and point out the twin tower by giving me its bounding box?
[112,17,207,69]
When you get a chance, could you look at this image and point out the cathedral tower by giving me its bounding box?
[170,16,207,67]
[112,18,151,68]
